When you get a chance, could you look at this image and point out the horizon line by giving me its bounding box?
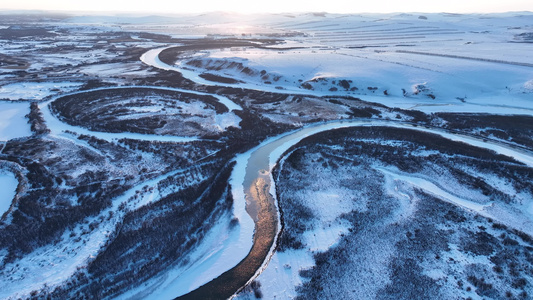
[1,9,532,16]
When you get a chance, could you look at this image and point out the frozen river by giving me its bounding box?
[8,45,532,300]
[136,46,533,299]
[172,118,533,299]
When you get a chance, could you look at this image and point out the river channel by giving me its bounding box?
[137,47,533,299]
[175,119,533,299]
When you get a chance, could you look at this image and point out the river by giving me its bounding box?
[4,42,532,300]
[30,47,533,299]
[172,119,533,299]
[135,47,533,299]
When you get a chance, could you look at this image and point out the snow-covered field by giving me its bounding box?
[237,124,533,299]
[142,12,533,115]
[0,166,196,300]
[42,86,242,142]
[78,62,157,77]
[0,82,83,100]
[122,117,533,299]
[0,102,31,141]
[41,98,200,143]
[0,171,17,216]
[95,12,533,299]
[168,47,533,114]
[1,11,533,300]
[119,151,255,299]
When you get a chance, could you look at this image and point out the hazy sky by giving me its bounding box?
[1,0,532,14]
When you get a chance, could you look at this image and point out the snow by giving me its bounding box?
[240,249,316,299]
[0,171,18,217]
[3,12,533,299]
[137,149,255,298]
[525,79,533,91]
[116,121,435,300]
[39,86,245,143]
[8,99,533,299]
[140,12,533,115]
[377,167,489,212]
[78,63,156,77]
[120,143,256,300]
[214,112,241,130]
[0,85,250,299]
[118,211,247,300]
[44,113,533,296]
[140,48,240,112]
[0,82,83,100]
[0,164,202,300]
[41,99,200,143]
[302,219,353,252]
[263,117,533,232]
[112,96,241,133]
[234,119,533,300]
[148,45,533,115]
[304,190,358,223]
[28,49,120,70]
[0,102,32,141]
[40,85,245,142]
[0,84,245,299]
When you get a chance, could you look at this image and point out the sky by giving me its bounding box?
[0,0,532,14]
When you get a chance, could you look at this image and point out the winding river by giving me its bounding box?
[41,85,241,145]
[171,119,533,299]
[14,47,532,300]
[138,47,533,299]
